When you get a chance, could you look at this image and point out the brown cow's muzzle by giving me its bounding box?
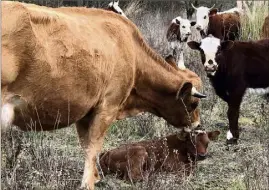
[197,153,207,160]
[205,65,217,72]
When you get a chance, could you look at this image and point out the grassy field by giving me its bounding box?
[1,1,269,190]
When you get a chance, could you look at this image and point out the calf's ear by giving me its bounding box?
[207,130,221,141]
[220,40,234,51]
[187,41,200,50]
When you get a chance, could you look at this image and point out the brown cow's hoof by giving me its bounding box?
[226,138,238,146]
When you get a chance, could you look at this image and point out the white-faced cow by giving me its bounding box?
[107,0,127,18]
[166,16,196,70]
[188,36,269,144]
[2,1,206,190]
[192,4,241,41]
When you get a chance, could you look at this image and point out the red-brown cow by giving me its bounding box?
[192,4,241,41]
[99,128,220,181]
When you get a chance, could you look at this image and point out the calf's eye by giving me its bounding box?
[204,16,207,19]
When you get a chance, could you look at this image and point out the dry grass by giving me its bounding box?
[1,1,269,190]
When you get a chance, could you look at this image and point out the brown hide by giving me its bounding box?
[262,15,269,39]
[208,12,240,41]
[1,1,203,189]
[99,130,220,181]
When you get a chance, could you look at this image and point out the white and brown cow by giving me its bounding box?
[188,36,269,144]
[192,4,241,41]
[166,16,196,70]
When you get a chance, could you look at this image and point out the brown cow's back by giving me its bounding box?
[2,2,137,129]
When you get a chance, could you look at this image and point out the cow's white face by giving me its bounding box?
[187,36,221,76]
[108,1,127,18]
[172,17,195,42]
[195,7,211,32]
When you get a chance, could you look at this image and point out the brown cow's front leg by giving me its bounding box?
[76,108,117,190]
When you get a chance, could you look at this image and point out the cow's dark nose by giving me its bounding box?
[187,32,191,36]
[208,60,213,65]
[197,153,207,160]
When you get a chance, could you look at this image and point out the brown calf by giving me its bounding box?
[99,129,220,181]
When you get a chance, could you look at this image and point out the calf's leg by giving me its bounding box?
[125,146,148,182]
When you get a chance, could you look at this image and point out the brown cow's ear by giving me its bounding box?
[209,8,218,16]
[220,40,234,51]
[177,82,193,99]
[207,130,221,141]
[187,41,201,50]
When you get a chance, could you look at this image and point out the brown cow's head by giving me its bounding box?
[163,55,205,128]
[178,128,220,160]
[192,4,217,33]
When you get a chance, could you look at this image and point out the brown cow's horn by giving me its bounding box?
[191,87,207,98]
[209,4,215,10]
[191,3,198,10]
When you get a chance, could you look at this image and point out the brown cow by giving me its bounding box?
[2,1,206,189]
[99,128,220,181]
[188,36,269,144]
[192,4,241,41]
[262,15,269,39]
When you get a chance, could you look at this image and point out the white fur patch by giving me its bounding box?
[1,103,15,129]
[194,129,206,134]
[246,87,269,95]
[191,121,200,128]
[200,36,220,72]
[200,36,220,54]
[108,1,127,18]
[195,6,211,31]
[218,7,241,14]
[226,130,233,140]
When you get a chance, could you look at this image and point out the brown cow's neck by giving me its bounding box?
[134,49,184,111]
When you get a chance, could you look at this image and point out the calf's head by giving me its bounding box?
[192,4,218,34]
[187,36,233,76]
[178,128,221,160]
[107,0,127,18]
[167,17,196,42]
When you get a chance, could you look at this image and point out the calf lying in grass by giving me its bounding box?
[99,128,220,181]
